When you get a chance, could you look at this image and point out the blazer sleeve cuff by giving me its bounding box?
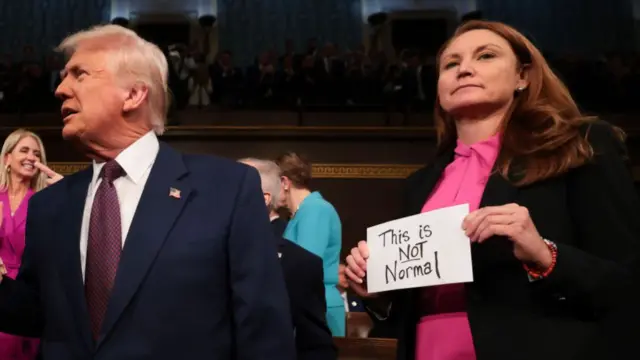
[531,242,633,315]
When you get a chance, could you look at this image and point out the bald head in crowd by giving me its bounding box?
[239,157,283,216]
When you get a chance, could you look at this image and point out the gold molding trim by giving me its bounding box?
[48,162,423,179]
[48,162,640,181]
[50,162,90,175]
[313,164,422,179]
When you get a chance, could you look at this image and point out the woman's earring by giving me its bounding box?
[516,86,526,92]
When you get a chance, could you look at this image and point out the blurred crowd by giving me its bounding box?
[1,40,639,115]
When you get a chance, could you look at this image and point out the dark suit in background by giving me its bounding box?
[273,220,336,360]
[271,216,288,238]
[0,144,295,360]
[345,293,365,312]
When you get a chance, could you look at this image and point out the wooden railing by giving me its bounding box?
[335,337,397,360]
[334,312,396,359]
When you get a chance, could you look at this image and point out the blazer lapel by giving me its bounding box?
[405,150,454,216]
[11,189,32,228]
[478,172,519,209]
[57,167,94,350]
[400,150,453,330]
[98,144,192,346]
[4,189,33,255]
[471,169,520,275]
[0,191,10,232]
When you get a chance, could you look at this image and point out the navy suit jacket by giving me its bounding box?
[277,237,336,360]
[0,143,296,360]
[346,294,365,312]
[271,217,288,239]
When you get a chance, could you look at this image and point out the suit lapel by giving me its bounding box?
[98,144,192,346]
[57,167,94,350]
[277,238,286,262]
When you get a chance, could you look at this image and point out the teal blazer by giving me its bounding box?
[284,192,343,310]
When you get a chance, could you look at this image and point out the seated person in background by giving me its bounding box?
[239,158,336,360]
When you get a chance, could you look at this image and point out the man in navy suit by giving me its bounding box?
[0,25,295,360]
[240,158,336,360]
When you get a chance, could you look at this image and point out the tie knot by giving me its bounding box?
[100,160,125,182]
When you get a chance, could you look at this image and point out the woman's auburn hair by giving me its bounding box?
[434,20,613,186]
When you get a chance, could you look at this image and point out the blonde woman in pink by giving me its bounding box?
[0,129,62,360]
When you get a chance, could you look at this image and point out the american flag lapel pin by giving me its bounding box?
[169,187,181,199]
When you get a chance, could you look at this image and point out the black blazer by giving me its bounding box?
[380,120,640,360]
[277,234,337,360]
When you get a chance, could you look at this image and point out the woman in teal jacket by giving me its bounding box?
[277,152,344,337]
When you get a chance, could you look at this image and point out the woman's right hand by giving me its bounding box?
[345,240,377,298]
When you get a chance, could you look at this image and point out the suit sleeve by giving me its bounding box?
[541,121,640,315]
[290,204,333,258]
[228,167,296,360]
[295,253,337,360]
[0,194,43,336]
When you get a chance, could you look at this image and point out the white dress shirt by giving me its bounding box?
[341,291,349,313]
[79,131,159,280]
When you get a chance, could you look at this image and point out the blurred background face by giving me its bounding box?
[437,29,526,116]
[55,48,128,142]
[5,136,41,180]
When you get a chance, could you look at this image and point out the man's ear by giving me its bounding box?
[123,82,149,113]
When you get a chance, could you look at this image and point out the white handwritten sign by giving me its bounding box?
[366,204,474,293]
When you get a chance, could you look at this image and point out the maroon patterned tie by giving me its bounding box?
[85,160,125,340]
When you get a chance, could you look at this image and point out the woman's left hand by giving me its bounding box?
[462,203,553,268]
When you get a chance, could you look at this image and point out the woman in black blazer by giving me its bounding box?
[345,20,640,360]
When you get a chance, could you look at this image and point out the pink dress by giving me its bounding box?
[415,134,500,360]
[0,189,40,360]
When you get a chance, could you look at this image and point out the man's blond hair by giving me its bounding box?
[57,25,169,135]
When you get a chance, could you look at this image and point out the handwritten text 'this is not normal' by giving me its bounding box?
[379,224,441,284]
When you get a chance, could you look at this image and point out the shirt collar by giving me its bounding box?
[91,131,159,184]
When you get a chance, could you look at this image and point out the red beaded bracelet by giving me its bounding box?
[523,239,557,280]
